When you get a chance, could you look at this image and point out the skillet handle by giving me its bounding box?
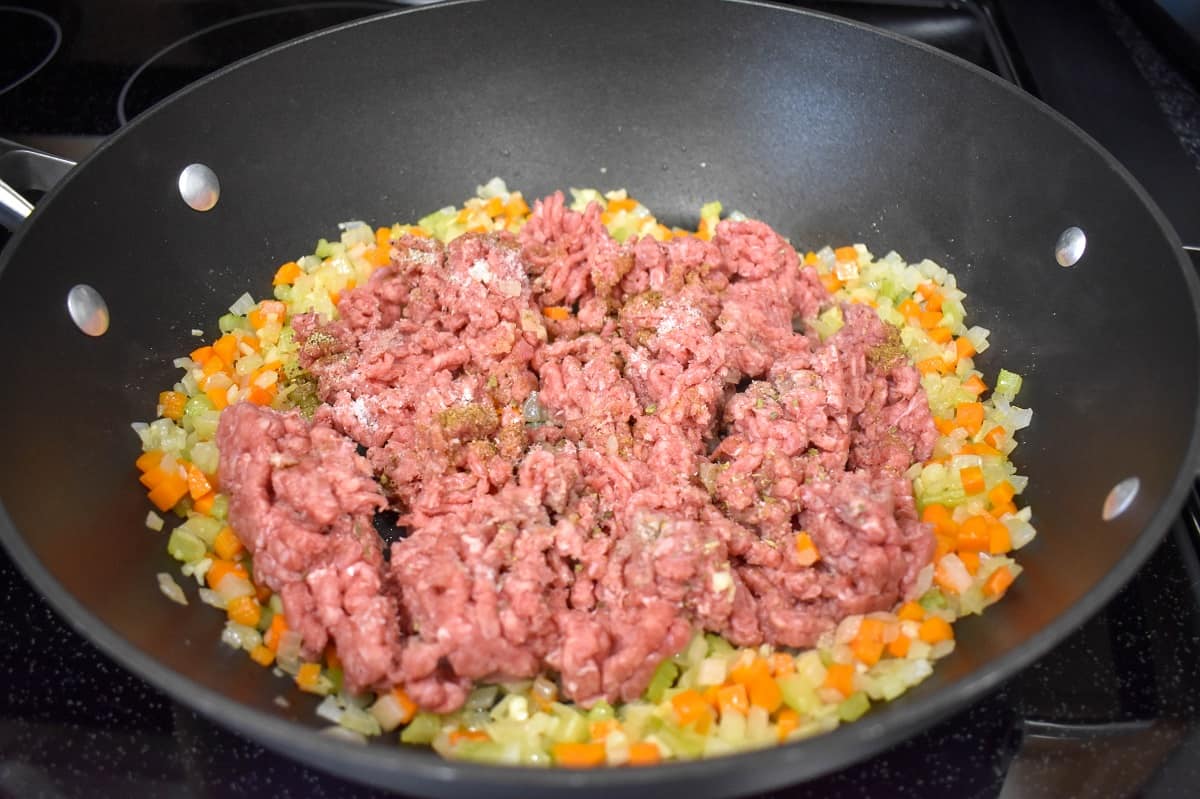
[0,137,76,232]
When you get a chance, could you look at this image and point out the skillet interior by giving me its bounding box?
[1,0,1197,796]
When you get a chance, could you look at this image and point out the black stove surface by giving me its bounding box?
[3,2,1200,797]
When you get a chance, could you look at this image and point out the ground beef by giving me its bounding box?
[217,193,937,712]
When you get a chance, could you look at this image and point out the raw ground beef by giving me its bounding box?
[217,193,937,710]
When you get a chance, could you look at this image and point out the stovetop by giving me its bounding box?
[3,2,1200,797]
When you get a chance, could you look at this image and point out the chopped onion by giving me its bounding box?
[930,639,957,659]
[198,587,226,609]
[276,630,303,665]
[369,693,406,732]
[228,292,256,316]
[189,329,204,338]
[337,219,368,231]
[215,573,255,603]
[157,573,188,605]
[339,705,382,737]
[936,554,972,595]
[908,564,934,600]
[320,726,367,745]
[273,695,290,708]
[172,356,196,369]
[144,511,164,532]
[696,657,728,687]
[316,695,344,724]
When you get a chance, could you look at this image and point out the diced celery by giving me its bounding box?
[995,369,1023,401]
[314,238,336,258]
[705,633,734,657]
[218,313,247,333]
[192,410,221,439]
[465,685,499,711]
[339,705,381,737]
[257,604,274,632]
[178,514,223,546]
[654,722,706,759]
[586,701,615,722]
[456,740,521,765]
[646,659,679,703]
[699,200,722,230]
[550,706,588,743]
[919,588,949,612]
[568,188,604,212]
[810,305,844,340]
[778,674,819,715]
[167,529,206,563]
[189,441,220,475]
[400,713,441,745]
[209,494,229,521]
[837,691,871,722]
[417,207,462,242]
[327,667,345,695]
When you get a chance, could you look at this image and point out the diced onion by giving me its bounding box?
[696,657,728,687]
[316,696,344,724]
[157,573,188,605]
[320,726,368,745]
[369,693,406,732]
[215,573,255,603]
[228,292,256,316]
[144,511,164,532]
[198,587,226,609]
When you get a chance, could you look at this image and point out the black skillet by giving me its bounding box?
[1,1,1198,796]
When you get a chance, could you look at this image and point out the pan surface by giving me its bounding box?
[1,1,1198,796]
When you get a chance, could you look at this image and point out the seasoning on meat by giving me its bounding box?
[217,193,938,712]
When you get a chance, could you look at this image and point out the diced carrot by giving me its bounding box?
[747,674,783,713]
[991,499,1018,518]
[961,442,1001,457]
[213,527,243,560]
[392,687,417,725]
[958,550,981,575]
[918,357,952,375]
[852,636,885,667]
[450,729,490,745]
[963,374,987,396]
[542,306,571,321]
[376,226,392,246]
[960,465,986,495]
[504,195,530,220]
[589,719,621,741]
[193,491,216,515]
[186,464,212,500]
[227,595,261,627]
[955,337,976,360]
[921,503,956,536]
[190,345,214,363]
[794,532,820,566]
[918,309,943,329]
[956,516,990,551]
[158,391,187,421]
[205,386,230,411]
[819,272,844,293]
[955,402,985,436]
[264,613,288,651]
[924,291,944,313]
[628,741,662,766]
[916,282,938,301]
[482,195,505,217]
[247,309,267,329]
[983,566,1015,598]
[272,261,302,286]
[984,426,1006,448]
[897,298,921,320]
[671,689,714,732]
[857,618,885,643]
[716,683,749,715]
[988,521,1013,554]
[729,655,771,687]
[804,251,819,266]
[928,326,953,344]
[553,742,607,768]
[887,634,912,658]
[988,481,1016,507]
[933,416,957,436]
[364,245,390,267]
[136,450,164,473]
[212,334,239,368]
[934,532,957,560]
[834,245,858,262]
[776,708,800,741]
[607,197,638,214]
[897,600,925,622]
[205,559,248,590]
[295,662,323,693]
[255,583,272,604]
[201,357,225,377]
[823,663,855,698]
[323,648,341,673]
[329,290,341,306]
[249,645,275,667]
[147,469,189,512]
[768,652,795,678]
[246,384,275,406]
[918,616,954,644]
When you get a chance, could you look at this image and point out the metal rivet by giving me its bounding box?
[1055,226,1086,267]
[67,284,109,336]
[1102,477,1139,520]
[178,163,220,211]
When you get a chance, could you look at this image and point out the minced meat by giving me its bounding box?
[217,193,937,711]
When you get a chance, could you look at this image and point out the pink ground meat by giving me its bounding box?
[217,193,937,711]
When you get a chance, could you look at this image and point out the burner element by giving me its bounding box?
[0,6,62,96]
[116,2,394,125]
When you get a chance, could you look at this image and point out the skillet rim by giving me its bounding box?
[1,0,1198,794]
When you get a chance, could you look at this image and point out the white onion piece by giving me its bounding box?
[215,573,255,603]
[228,292,255,315]
[157,573,188,605]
